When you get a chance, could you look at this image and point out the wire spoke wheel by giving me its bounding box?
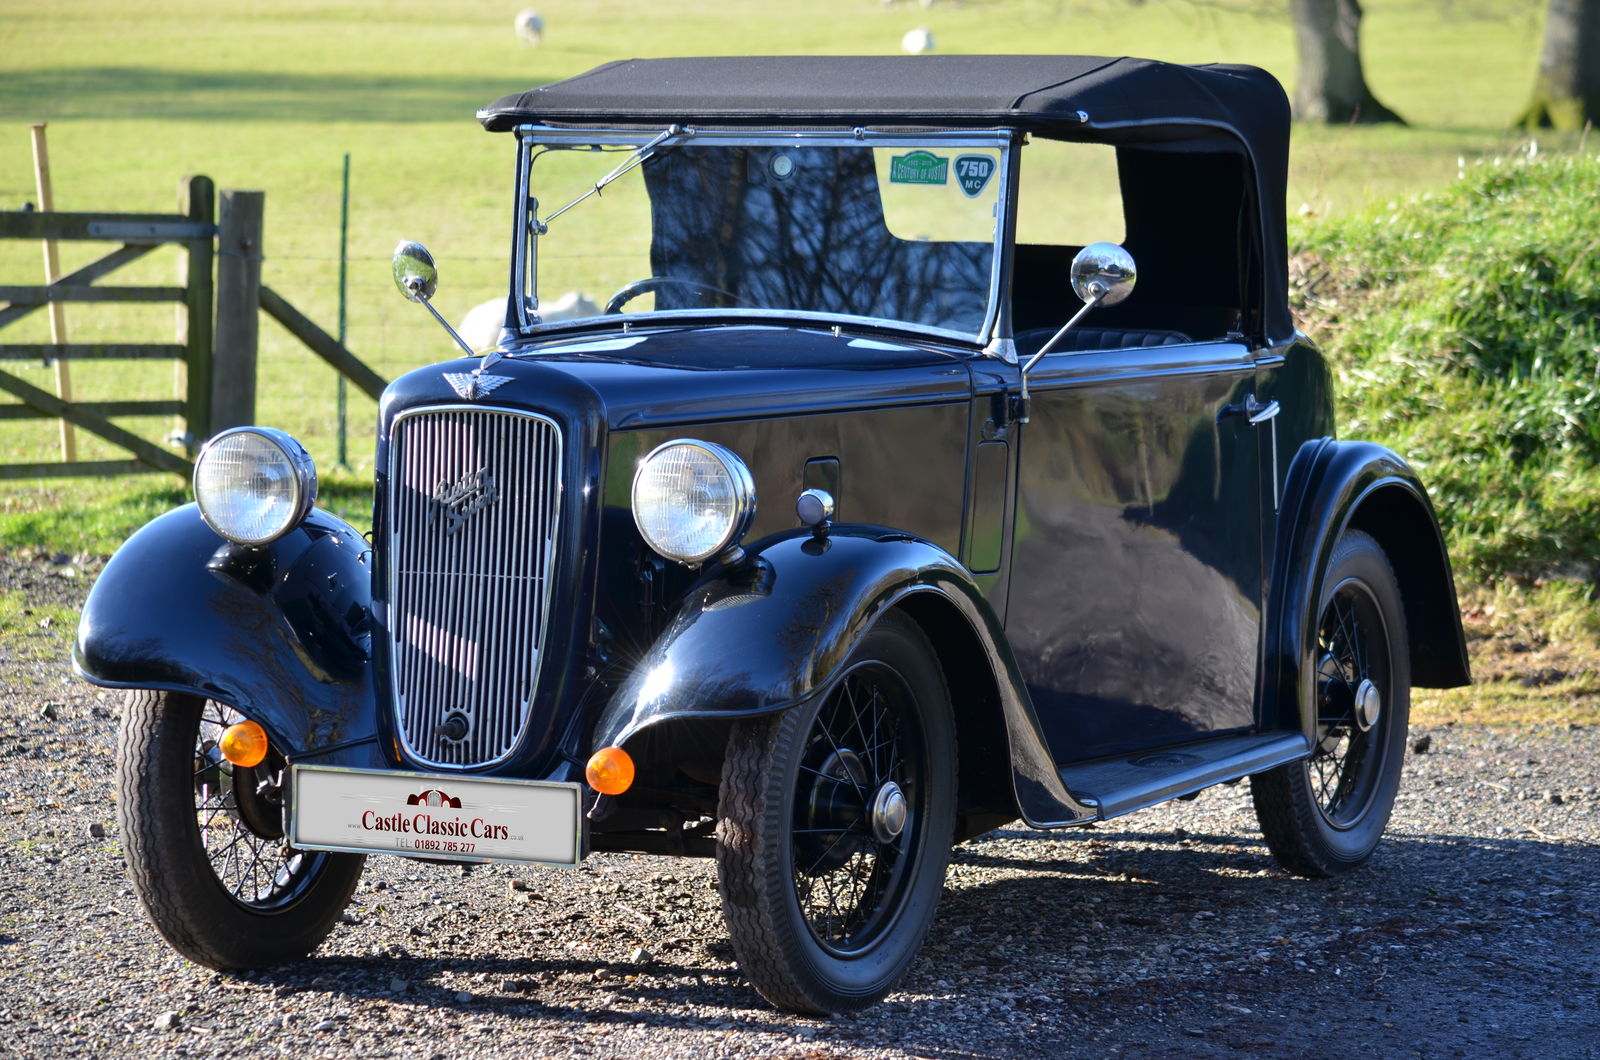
[717,613,954,1013]
[1252,530,1411,876]
[118,689,364,969]
[790,660,920,955]
[191,700,322,910]
[1307,582,1390,827]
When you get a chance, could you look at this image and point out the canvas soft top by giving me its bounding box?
[479,55,1282,139]
[479,55,1294,343]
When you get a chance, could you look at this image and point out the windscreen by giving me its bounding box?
[522,133,1006,342]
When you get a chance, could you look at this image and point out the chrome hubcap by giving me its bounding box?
[1354,678,1382,732]
[870,782,907,843]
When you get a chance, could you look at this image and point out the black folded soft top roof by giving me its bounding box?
[480,55,1293,342]
[479,55,1283,140]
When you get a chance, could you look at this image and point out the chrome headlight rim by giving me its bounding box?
[193,426,318,547]
[631,438,756,566]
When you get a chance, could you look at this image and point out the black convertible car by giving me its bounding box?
[76,55,1469,1014]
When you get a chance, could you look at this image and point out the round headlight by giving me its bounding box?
[631,439,756,565]
[193,427,318,546]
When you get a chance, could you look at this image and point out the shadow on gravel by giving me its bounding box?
[193,825,1598,1059]
[901,826,1600,1056]
[242,953,793,1030]
[949,826,1269,876]
[951,824,1599,885]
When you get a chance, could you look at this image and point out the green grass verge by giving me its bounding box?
[1416,580,1600,730]
[0,476,375,553]
[1295,147,1600,584]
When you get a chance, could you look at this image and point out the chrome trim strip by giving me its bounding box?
[983,334,1017,365]
[1026,353,1256,391]
[386,405,564,770]
[519,307,986,348]
[513,136,534,331]
[516,125,1014,149]
[976,140,1013,347]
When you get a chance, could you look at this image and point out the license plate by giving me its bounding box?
[289,765,584,867]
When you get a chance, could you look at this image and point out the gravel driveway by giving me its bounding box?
[3,551,1597,1059]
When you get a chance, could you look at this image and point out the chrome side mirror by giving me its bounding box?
[391,240,476,359]
[392,240,439,303]
[1017,242,1139,423]
[1070,241,1137,308]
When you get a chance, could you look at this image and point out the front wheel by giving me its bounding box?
[1252,530,1411,876]
[117,690,364,968]
[715,613,956,1013]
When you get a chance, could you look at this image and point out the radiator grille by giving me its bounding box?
[387,406,563,768]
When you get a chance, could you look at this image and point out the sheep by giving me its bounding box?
[514,10,544,45]
[456,298,509,353]
[455,291,601,352]
[901,26,935,53]
[542,290,601,322]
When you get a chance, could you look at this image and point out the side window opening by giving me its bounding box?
[1015,139,1124,249]
[1014,137,1258,352]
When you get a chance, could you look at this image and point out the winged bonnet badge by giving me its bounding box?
[444,371,513,400]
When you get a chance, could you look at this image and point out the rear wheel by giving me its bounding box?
[117,690,364,968]
[715,613,955,1013]
[1252,530,1411,876]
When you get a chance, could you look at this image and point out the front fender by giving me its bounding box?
[74,504,386,768]
[595,528,1095,827]
[1264,439,1471,737]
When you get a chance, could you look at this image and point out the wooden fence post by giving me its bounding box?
[211,189,264,433]
[179,175,215,451]
[29,123,75,462]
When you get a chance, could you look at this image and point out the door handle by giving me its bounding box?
[1218,393,1280,425]
[1246,396,1280,425]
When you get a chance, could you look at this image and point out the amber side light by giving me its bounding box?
[220,719,269,768]
[585,747,635,795]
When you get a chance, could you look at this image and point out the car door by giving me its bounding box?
[1005,339,1264,764]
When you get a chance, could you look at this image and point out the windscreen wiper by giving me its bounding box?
[536,124,693,231]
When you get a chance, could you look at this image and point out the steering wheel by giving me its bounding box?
[604,276,745,314]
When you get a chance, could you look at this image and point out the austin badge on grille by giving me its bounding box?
[431,467,499,535]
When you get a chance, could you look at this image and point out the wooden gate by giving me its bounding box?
[0,175,215,479]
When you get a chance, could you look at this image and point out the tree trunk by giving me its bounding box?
[1291,0,1405,124]
[1517,0,1600,130]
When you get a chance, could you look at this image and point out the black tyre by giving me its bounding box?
[715,613,956,1013]
[1252,530,1411,876]
[117,690,364,968]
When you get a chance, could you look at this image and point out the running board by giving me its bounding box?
[1060,731,1310,822]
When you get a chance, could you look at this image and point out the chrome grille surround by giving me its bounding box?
[386,405,563,769]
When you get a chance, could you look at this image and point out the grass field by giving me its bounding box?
[0,0,1564,545]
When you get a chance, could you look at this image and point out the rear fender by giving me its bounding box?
[594,528,1095,827]
[1264,439,1470,738]
[74,504,386,768]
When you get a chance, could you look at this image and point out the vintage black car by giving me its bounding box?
[76,55,1470,1014]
